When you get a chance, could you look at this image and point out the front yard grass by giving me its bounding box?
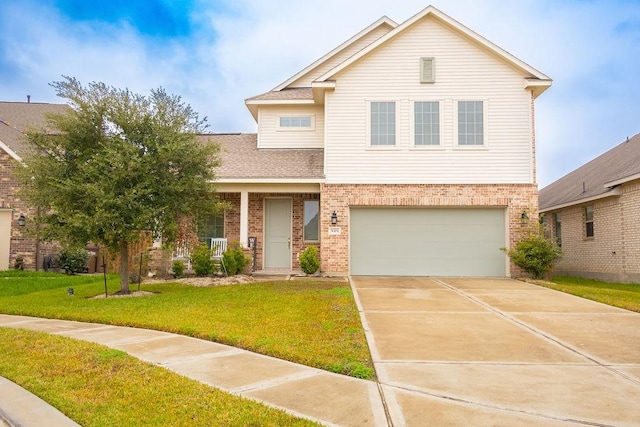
[540,276,640,312]
[0,328,318,427]
[0,271,374,379]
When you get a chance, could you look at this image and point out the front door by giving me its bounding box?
[265,198,292,269]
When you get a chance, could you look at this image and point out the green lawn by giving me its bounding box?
[540,276,640,312]
[0,328,318,427]
[0,271,373,378]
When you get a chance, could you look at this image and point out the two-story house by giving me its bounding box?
[202,5,551,277]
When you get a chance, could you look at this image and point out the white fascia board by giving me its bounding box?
[213,178,324,184]
[539,187,622,213]
[213,181,322,194]
[0,140,22,163]
[317,5,552,83]
[525,78,553,98]
[272,16,397,91]
[604,173,640,188]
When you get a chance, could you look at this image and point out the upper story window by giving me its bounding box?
[414,101,440,145]
[584,205,594,238]
[278,115,314,131]
[458,101,484,146]
[370,101,396,146]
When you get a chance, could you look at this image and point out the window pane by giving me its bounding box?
[371,102,396,145]
[303,200,319,241]
[458,101,484,145]
[198,213,224,246]
[414,101,439,145]
[279,116,312,128]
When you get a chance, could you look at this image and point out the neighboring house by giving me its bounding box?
[539,133,640,283]
[0,100,70,270]
[207,5,552,277]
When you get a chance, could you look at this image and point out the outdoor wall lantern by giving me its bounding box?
[331,211,338,225]
[520,211,529,225]
[17,214,26,227]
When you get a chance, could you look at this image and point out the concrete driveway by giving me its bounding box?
[350,276,640,426]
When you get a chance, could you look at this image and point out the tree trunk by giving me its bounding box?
[119,240,130,293]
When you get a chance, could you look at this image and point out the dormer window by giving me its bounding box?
[278,115,314,130]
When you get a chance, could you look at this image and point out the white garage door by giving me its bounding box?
[350,208,506,276]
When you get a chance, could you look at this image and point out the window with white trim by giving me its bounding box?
[420,57,435,83]
[584,205,594,238]
[457,101,484,146]
[303,200,319,242]
[278,116,313,130]
[370,101,396,146]
[198,213,224,247]
[414,101,440,145]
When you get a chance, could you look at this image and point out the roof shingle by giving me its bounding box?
[539,132,640,210]
[246,88,313,102]
[201,133,324,180]
[0,101,69,156]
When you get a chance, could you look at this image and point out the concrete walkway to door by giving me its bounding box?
[350,276,640,426]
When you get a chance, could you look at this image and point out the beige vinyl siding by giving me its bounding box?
[324,15,535,184]
[289,24,394,88]
[257,105,324,149]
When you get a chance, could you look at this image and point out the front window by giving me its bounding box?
[198,213,224,247]
[303,200,319,242]
[414,101,440,145]
[458,101,484,145]
[554,213,562,247]
[585,205,594,238]
[370,102,396,146]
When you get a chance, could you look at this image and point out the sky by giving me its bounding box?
[1,0,639,187]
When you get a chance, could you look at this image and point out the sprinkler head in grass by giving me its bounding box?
[67,288,74,296]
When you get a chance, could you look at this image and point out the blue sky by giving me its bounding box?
[1,0,639,187]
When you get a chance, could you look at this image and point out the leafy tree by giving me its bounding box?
[18,77,222,293]
[502,234,562,279]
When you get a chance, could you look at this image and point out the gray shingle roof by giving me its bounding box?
[201,133,324,180]
[539,132,640,210]
[246,88,313,102]
[0,101,69,156]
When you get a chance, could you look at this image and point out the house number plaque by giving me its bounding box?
[328,227,342,235]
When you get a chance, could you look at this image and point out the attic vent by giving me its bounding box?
[420,57,435,84]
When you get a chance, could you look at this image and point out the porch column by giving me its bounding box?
[239,191,249,248]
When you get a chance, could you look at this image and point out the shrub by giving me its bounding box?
[171,260,185,278]
[502,234,562,279]
[300,246,320,275]
[222,242,248,276]
[59,246,90,274]
[191,243,215,277]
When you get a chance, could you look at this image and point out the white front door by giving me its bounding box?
[265,198,292,269]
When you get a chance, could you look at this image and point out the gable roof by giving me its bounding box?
[0,101,69,160]
[202,133,324,182]
[315,5,551,96]
[539,132,640,212]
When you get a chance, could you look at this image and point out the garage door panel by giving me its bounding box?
[350,208,506,277]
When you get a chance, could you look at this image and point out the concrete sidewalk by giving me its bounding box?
[0,314,387,427]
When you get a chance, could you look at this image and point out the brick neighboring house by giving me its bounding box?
[204,5,552,277]
[539,133,640,283]
[0,101,70,270]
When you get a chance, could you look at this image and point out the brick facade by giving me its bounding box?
[319,183,538,276]
[546,179,640,283]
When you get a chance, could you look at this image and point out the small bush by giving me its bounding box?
[502,234,562,279]
[171,260,185,278]
[59,247,90,274]
[222,242,248,276]
[300,246,320,275]
[191,243,215,277]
